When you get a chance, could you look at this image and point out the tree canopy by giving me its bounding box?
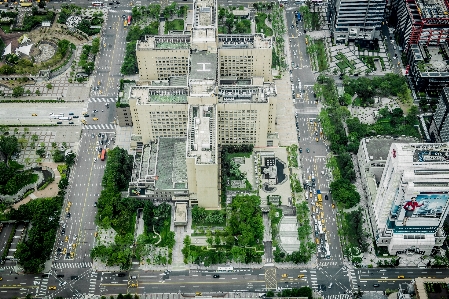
[0,135,19,164]
[226,194,264,247]
[330,178,360,209]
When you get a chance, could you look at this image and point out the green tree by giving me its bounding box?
[36,147,46,158]
[12,86,25,97]
[91,37,100,54]
[330,178,360,208]
[46,83,53,89]
[226,194,264,247]
[31,134,39,142]
[0,135,19,165]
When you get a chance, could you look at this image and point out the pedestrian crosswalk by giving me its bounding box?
[349,268,357,287]
[310,270,318,290]
[88,97,117,103]
[319,261,340,266]
[325,295,352,299]
[53,262,92,269]
[0,265,15,270]
[36,276,48,297]
[89,272,98,294]
[84,124,116,130]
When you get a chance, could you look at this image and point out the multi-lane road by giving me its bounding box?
[0,0,441,298]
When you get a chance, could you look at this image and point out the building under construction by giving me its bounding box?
[393,0,449,51]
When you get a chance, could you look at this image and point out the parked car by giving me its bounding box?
[213,275,220,278]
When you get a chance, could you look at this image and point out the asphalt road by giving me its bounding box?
[0,1,441,298]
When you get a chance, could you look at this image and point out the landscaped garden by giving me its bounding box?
[335,52,355,73]
[182,194,264,265]
[273,201,316,264]
[164,19,184,34]
[57,4,104,37]
[298,4,322,31]
[307,38,327,72]
[1,149,74,273]
[217,6,251,34]
[91,147,175,268]
[255,12,273,36]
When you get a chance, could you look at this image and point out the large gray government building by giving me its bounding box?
[120,0,278,213]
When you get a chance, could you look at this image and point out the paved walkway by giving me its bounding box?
[12,162,62,209]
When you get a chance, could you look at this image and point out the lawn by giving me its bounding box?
[255,13,273,36]
[164,19,184,34]
[1,25,11,33]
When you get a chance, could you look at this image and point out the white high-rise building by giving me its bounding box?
[373,142,449,255]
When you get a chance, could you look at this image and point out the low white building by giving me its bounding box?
[371,142,449,255]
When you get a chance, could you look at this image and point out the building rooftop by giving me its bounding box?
[217,86,268,103]
[174,202,188,224]
[190,52,217,80]
[193,0,216,28]
[187,105,217,164]
[415,0,449,20]
[410,44,449,74]
[121,82,136,104]
[363,136,419,161]
[218,34,272,49]
[155,138,188,190]
[136,35,191,51]
[131,86,189,104]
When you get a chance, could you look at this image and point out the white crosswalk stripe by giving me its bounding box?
[0,266,16,270]
[84,124,116,130]
[52,262,93,269]
[349,269,357,286]
[318,261,340,266]
[88,97,117,103]
[89,272,98,294]
[310,270,318,289]
[37,278,48,296]
[325,295,352,299]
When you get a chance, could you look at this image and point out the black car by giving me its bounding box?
[94,202,97,207]
[42,274,49,278]
[84,114,89,117]
[57,274,65,278]
[61,229,65,235]
[116,1,120,3]
[109,2,113,5]
[325,195,328,200]
[73,115,79,118]
[117,273,126,277]
[213,275,220,278]
[66,212,71,218]
[373,284,380,287]
[122,15,126,19]
[299,147,302,153]
[69,122,74,124]
[57,121,62,124]
[306,148,310,153]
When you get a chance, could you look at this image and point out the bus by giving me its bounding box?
[100,149,106,161]
[92,1,103,7]
[217,266,233,272]
[127,15,132,26]
[58,116,72,120]
[20,2,32,6]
